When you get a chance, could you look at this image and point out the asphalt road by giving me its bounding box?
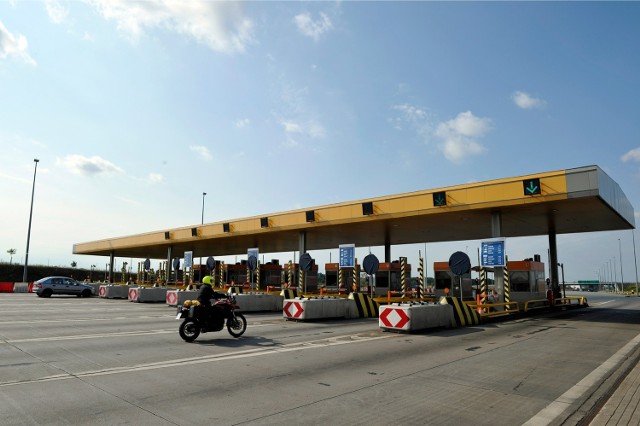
[1,292,639,426]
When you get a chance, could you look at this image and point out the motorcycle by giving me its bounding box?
[177,294,247,342]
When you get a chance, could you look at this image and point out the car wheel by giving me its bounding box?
[42,289,53,298]
[81,289,92,298]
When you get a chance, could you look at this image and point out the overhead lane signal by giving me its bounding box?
[433,191,447,207]
[523,178,541,196]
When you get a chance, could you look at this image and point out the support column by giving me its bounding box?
[109,252,115,283]
[384,240,391,263]
[491,211,504,303]
[549,230,560,299]
[299,231,307,256]
[166,246,173,285]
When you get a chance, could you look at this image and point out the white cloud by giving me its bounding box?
[434,111,491,163]
[45,0,69,24]
[189,145,213,161]
[0,21,36,65]
[621,148,640,163]
[57,155,124,175]
[293,12,332,41]
[280,119,325,147]
[147,173,163,183]
[234,118,250,128]
[512,91,546,109]
[390,103,434,139]
[87,0,254,53]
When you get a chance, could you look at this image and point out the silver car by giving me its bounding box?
[34,276,94,298]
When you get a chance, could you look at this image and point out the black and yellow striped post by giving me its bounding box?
[401,256,407,300]
[418,253,425,302]
[219,261,225,288]
[288,260,293,288]
[256,259,260,291]
[299,268,305,293]
[352,258,358,293]
[504,256,510,310]
[246,264,250,290]
[338,268,344,294]
[480,267,487,305]
[349,293,379,318]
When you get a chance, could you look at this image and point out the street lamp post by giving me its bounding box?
[558,263,565,299]
[200,192,207,282]
[90,264,96,282]
[22,159,39,283]
[201,192,207,225]
[633,230,639,296]
[619,238,624,293]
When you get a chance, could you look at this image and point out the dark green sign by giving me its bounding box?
[433,191,447,206]
[523,178,541,196]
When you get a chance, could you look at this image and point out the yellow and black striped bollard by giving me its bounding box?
[504,256,510,310]
[401,256,407,300]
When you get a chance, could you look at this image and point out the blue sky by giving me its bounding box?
[1,1,640,283]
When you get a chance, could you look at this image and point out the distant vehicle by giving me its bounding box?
[33,276,94,298]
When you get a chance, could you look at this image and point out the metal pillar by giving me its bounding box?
[109,252,115,283]
[166,246,173,285]
[491,211,504,302]
[299,231,307,255]
[548,231,560,298]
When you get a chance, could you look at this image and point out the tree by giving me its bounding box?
[71,261,77,268]
[7,249,16,265]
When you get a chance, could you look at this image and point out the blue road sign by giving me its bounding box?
[339,244,355,268]
[481,238,506,267]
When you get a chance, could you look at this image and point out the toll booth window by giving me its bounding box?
[510,271,530,292]
[435,271,451,290]
[326,272,337,286]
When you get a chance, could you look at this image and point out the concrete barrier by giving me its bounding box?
[440,297,480,326]
[13,282,29,293]
[283,297,360,320]
[166,290,199,306]
[235,293,281,312]
[136,287,168,303]
[379,303,456,332]
[98,285,129,299]
[0,282,14,293]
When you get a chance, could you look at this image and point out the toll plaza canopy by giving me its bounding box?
[73,165,635,260]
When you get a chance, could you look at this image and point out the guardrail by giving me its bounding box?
[466,301,520,317]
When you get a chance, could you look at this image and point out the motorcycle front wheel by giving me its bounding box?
[227,313,247,338]
[179,319,201,342]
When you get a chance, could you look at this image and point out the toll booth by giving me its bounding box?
[226,261,249,285]
[259,260,283,287]
[507,258,546,301]
[434,261,473,300]
[324,263,360,294]
[282,263,319,293]
[370,260,411,296]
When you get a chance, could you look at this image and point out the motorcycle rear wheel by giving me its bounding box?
[227,313,247,338]
[179,319,201,342]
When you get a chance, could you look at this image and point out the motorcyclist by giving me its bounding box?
[197,276,226,322]
[197,276,215,307]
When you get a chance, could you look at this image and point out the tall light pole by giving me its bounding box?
[633,230,639,296]
[199,192,207,281]
[201,192,207,225]
[558,262,565,298]
[22,159,39,283]
[618,238,624,293]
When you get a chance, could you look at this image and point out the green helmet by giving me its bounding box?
[202,275,213,285]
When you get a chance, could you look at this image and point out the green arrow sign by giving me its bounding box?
[433,191,447,206]
[523,178,541,196]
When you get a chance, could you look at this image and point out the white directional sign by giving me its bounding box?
[184,251,193,268]
[481,238,506,267]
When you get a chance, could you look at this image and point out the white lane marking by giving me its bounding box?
[592,299,615,306]
[0,333,394,388]
[0,322,271,344]
[523,330,640,425]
